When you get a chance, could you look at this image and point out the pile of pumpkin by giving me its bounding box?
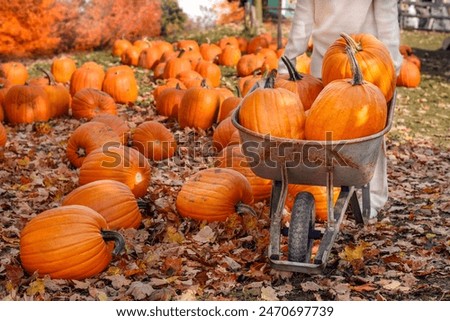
[0,31,416,281]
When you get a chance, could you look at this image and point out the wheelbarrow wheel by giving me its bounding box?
[288,192,316,263]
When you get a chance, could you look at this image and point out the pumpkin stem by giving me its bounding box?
[281,56,303,81]
[340,32,362,52]
[263,69,278,89]
[200,78,209,89]
[236,202,257,217]
[345,45,364,86]
[37,67,56,86]
[101,230,125,255]
[177,48,186,58]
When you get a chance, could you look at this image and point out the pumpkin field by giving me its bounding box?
[0,21,449,302]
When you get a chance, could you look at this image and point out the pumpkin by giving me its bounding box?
[152,78,186,101]
[236,54,264,77]
[218,36,240,50]
[3,84,51,124]
[20,205,125,280]
[195,60,222,88]
[199,42,222,62]
[62,180,142,229]
[162,50,192,79]
[176,168,255,222]
[176,70,210,89]
[212,116,240,152]
[155,84,186,119]
[285,185,341,222]
[120,46,141,66]
[247,35,270,54]
[215,144,272,202]
[237,36,249,53]
[238,70,306,139]
[91,114,130,145]
[0,105,4,123]
[70,63,105,96]
[217,96,242,123]
[133,39,150,52]
[102,65,138,104]
[66,121,121,168]
[322,33,396,102]
[396,58,421,88]
[51,57,77,83]
[182,49,203,70]
[305,45,387,140]
[399,44,412,56]
[132,121,177,161]
[112,38,133,57]
[0,122,6,147]
[296,53,312,74]
[79,145,151,198]
[239,73,264,97]
[275,56,324,111]
[0,78,13,122]
[178,80,221,130]
[0,62,28,85]
[71,88,117,120]
[218,45,241,67]
[176,39,200,52]
[138,46,163,70]
[34,69,71,117]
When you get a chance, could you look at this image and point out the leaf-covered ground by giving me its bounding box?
[0,30,449,301]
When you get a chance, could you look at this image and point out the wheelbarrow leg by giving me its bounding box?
[268,164,288,260]
[349,184,371,225]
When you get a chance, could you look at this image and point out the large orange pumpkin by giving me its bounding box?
[238,70,306,139]
[3,84,51,124]
[178,80,221,130]
[66,121,121,168]
[102,65,138,104]
[34,69,71,118]
[70,63,105,96]
[51,57,77,83]
[176,168,255,222]
[396,58,421,88]
[322,33,396,102]
[91,114,130,145]
[305,46,387,140]
[212,116,240,152]
[155,84,186,119]
[215,145,272,202]
[132,121,177,161]
[62,180,142,229]
[71,88,117,120]
[20,205,124,280]
[0,62,28,85]
[79,145,151,198]
[275,56,323,111]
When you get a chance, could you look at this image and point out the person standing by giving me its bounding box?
[278,0,403,218]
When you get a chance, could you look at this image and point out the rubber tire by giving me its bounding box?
[288,192,316,263]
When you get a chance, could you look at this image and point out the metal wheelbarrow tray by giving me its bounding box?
[231,95,396,274]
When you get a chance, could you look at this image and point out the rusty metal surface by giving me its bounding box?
[231,95,396,188]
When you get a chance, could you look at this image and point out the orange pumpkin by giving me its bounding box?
[102,65,138,104]
[217,96,242,123]
[120,46,141,66]
[305,45,387,140]
[34,69,71,118]
[176,168,255,222]
[3,84,51,124]
[91,114,130,145]
[275,56,323,111]
[79,145,151,198]
[322,33,396,102]
[199,42,222,62]
[215,144,272,202]
[132,121,177,161]
[236,54,264,77]
[51,57,77,83]
[71,88,117,120]
[238,70,306,139]
[212,116,240,152]
[0,62,28,85]
[218,45,241,67]
[112,38,133,57]
[70,63,105,96]
[178,80,221,130]
[396,58,421,88]
[66,121,121,168]
[20,205,124,280]
[152,78,186,101]
[0,122,6,147]
[138,46,163,70]
[162,51,192,79]
[62,180,142,229]
[0,78,13,122]
[176,39,200,52]
[195,60,222,88]
[155,84,186,119]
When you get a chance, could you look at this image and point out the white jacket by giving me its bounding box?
[278,0,403,77]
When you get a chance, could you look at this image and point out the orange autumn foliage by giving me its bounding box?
[0,0,162,59]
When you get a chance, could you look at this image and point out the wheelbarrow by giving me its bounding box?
[231,95,396,274]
